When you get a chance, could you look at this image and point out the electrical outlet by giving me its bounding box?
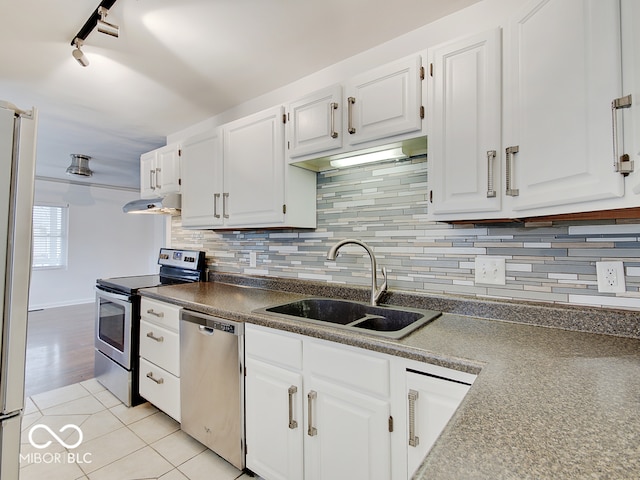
[475,256,506,285]
[249,251,257,268]
[596,261,626,293]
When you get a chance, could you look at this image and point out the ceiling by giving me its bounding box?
[1,0,478,190]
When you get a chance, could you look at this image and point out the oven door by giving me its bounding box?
[95,287,133,370]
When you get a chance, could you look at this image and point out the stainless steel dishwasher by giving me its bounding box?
[180,310,245,470]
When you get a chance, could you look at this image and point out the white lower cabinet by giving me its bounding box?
[244,324,476,480]
[405,369,473,479]
[139,298,182,422]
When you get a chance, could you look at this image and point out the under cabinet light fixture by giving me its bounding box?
[70,0,119,66]
[329,147,407,168]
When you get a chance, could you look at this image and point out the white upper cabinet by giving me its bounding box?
[621,0,640,196]
[223,106,286,227]
[140,144,181,199]
[345,56,423,147]
[427,28,502,217]
[428,0,628,221]
[180,129,223,229]
[505,0,624,213]
[287,85,343,158]
[287,55,425,168]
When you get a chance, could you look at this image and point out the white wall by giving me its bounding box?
[29,179,165,309]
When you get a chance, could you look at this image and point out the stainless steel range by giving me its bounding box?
[94,248,206,406]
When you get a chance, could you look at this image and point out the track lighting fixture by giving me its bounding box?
[97,6,119,38]
[70,0,119,67]
[72,38,89,67]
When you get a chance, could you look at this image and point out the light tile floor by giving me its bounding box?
[19,379,254,480]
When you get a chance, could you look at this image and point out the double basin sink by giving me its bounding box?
[254,298,441,339]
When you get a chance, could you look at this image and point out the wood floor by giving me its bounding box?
[25,302,95,397]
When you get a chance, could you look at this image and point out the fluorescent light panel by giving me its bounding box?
[329,147,407,168]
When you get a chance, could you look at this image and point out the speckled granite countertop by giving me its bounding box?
[140,281,640,479]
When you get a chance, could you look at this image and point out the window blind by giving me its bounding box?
[32,205,68,269]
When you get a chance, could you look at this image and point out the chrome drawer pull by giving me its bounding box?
[288,386,298,429]
[146,331,164,343]
[146,309,164,318]
[486,150,496,198]
[146,372,164,385]
[408,389,420,447]
[505,145,519,197]
[214,193,221,218]
[330,102,339,139]
[612,94,634,175]
[307,390,317,436]
[347,97,356,134]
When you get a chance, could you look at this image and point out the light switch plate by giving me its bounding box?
[596,261,625,293]
[475,256,506,285]
[249,251,257,268]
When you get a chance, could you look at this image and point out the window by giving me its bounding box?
[32,204,68,269]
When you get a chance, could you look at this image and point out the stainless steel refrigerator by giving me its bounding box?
[0,101,38,479]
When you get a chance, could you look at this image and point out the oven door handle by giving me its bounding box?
[95,287,131,303]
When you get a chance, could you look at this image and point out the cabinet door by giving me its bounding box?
[428,28,502,217]
[287,85,343,158]
[345,55,422,147]
[621,0,640,196]
[140,151,157,199]
[304,378,391,480]
[156,144,181,195]
[245,358,304,480]
[505,0,624,213]
[180,130,224,228]
[223,106,285,226]
[405,371,470,479]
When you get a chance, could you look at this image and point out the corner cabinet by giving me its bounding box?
[244,323,476,480]
[179,106,317,230]
[138,298,182,422]
[427,0,630,221]
[287,55,425,165]
[140,144,181,199]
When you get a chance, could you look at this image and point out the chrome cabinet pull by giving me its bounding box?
[486,150,497,198]
[307,390,317,436]
[408,389,420,447]
[330,102,339,139]
[155,167,162,189]
[146,309,164,318]
[214,193,221,218]
[288,386,298,429]
[347,97,356,134]
[146,331,164,343]
[146,372,164,385]
[223,193,230,219]
[150,169,156,190]
[612,94,634,175]
[505,145,519,197]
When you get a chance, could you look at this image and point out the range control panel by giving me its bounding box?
[158,248,206,270]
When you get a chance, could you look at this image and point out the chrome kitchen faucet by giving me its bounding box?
[326,239,388,306]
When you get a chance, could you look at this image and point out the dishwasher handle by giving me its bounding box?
[180,309,244,336]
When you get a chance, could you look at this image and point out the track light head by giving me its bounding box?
[72,38,89,67]
[97,6,119,37]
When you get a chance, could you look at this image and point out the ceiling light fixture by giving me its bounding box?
[70,0,118,66]
[97,6,119,38]
[329,147,408,168]
[66,154,93,177]
[72,38,89,67]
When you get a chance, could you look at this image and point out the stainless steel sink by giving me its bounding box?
[254,298,440,339]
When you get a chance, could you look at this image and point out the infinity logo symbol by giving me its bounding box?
[28,424,84,449]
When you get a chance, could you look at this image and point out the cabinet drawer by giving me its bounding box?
[306,339,389,398]
[140,298,181,331]
[139,357,180,422]
[245,324,303,370]
[139,319,180,376]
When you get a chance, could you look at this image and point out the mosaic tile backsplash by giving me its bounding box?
[171,157,640,311]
